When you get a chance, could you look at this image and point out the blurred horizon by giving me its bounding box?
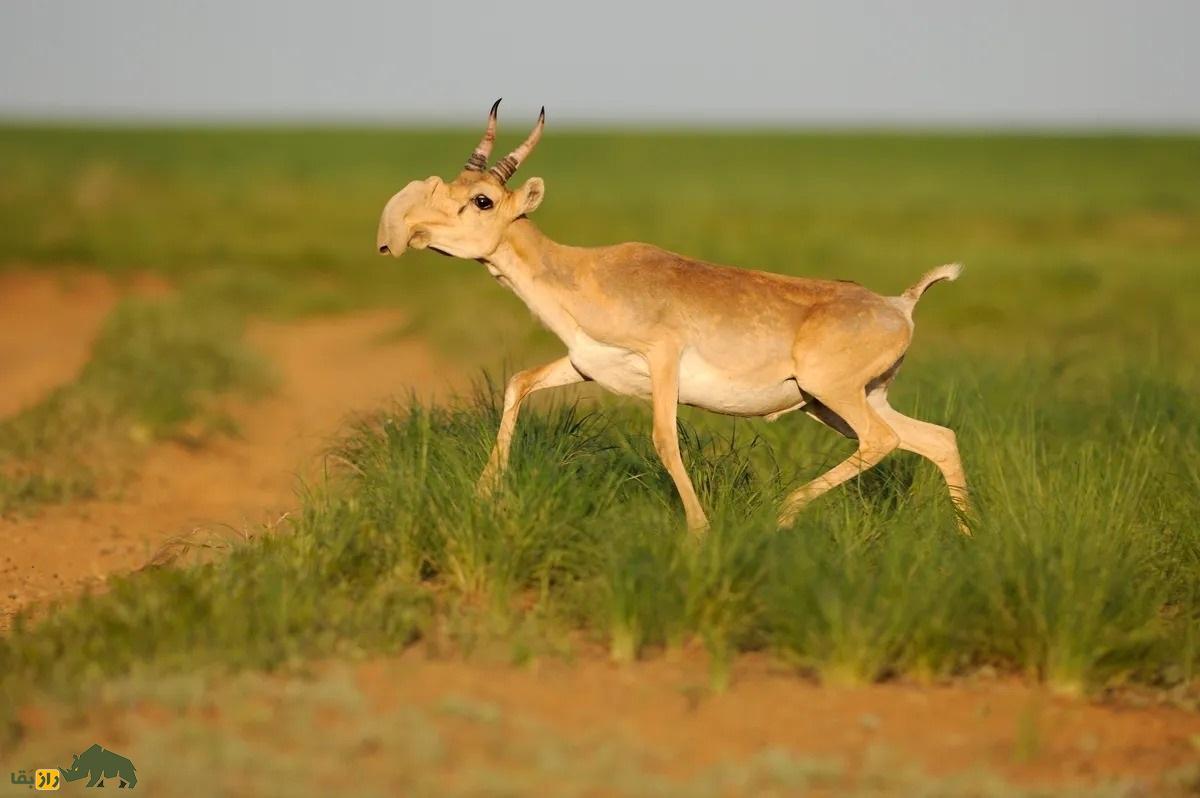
[3,1,1199,130]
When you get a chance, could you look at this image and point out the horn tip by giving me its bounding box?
[490,98,502,117]
[538,106,545,120]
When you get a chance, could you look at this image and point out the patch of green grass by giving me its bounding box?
[0,286,270,513]
[2,354,1196,712]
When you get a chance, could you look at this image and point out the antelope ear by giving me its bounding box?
[515,177,545,215]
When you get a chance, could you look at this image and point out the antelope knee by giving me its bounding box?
[652,428,679,457]
[869,428,901,457]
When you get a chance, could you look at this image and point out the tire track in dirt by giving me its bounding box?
[0,271,124,419]
[0,274,460,627]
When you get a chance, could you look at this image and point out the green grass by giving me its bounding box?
[2,368,1196,707]
[2,127,1197,364]
[0,127,1197,723]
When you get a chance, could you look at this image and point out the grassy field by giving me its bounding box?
[1,127,1198,720]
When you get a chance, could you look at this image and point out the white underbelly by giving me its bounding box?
[568,337,802,417]
[678,349,802,415]
[568,338,651,398]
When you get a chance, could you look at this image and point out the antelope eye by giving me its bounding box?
[472,194,494,211]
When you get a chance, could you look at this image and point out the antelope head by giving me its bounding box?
[376,99,546,260]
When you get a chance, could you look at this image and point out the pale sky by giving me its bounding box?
[1,1,1197,127]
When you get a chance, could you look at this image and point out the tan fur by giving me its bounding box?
[376,106,972,534]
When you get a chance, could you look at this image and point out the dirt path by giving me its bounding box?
[0,274,458,627]
[0,271,123,419]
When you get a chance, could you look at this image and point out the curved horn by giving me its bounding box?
[489,106,544,183]
[464,98,501,172]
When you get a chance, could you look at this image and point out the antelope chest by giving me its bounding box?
[568,335,651,398]
[567,333,803,417]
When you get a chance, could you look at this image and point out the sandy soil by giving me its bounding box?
[0,272,457,627]
[9,649,1198,795]
[0,271,124,419]
[352,648,1200,791]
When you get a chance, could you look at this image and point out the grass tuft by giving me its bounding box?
[2,360,1196,718]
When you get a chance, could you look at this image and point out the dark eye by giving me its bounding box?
[472,194,494,211]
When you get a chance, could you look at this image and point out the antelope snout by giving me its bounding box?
[375,222,408,258]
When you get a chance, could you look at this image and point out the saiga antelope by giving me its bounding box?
[376,101,971,534]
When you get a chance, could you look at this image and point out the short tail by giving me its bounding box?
[902,261,964,312]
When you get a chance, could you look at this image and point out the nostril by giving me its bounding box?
[378,244,390,255]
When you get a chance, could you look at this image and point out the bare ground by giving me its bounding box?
[1,271,1197,794]
[0,271,124,419]
[7,649,1199,795]
[358,649,1200,791]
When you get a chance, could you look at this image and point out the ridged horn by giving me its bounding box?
[488,106,544,183]
[464,98,501,172]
